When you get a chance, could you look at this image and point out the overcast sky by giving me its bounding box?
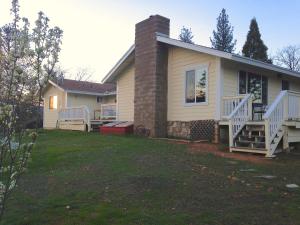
[1,0,300,82]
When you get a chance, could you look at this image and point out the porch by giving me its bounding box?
[57,103,117,131]
[220,91,300,157]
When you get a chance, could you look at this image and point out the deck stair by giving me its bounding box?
[226,90,300,157]
[231,124,267,154]
[230,123,285,156]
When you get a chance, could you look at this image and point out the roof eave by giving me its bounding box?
[66,90,116,96]
[231,55,300,78]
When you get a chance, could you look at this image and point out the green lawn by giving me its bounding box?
[1,130,300,225]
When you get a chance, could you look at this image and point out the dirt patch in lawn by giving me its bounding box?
[173,141,273,164]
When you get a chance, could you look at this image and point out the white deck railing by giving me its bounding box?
[287,91,300,120]
[228,94,252,147]
[58,105,90,131]
[263,90,300,155]
[101,104,117,120]
[222,95,246,118]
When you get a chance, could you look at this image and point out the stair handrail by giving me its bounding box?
[263,90,287,156]
[228,94,252,148]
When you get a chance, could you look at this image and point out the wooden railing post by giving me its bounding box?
[248,95,253,120]
[283,93,289,121]
[264,118,271,156]
[229,120,233,150]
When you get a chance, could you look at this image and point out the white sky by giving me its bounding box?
[0,0,223,82]
[1,0,299,82]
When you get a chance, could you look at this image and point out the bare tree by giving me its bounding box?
[275,45,300,72]
[74,67,94,81]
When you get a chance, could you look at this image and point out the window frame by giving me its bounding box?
[97,96,103,103]
[282,80,290,91]
[183,65,209,106]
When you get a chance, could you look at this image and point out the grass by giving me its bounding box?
[1,130,300,225]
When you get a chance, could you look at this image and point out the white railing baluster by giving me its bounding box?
[228,94,252,148]
[222,95,246,118]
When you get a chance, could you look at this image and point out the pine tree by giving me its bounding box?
[179,26,194,44]
[210,8,236,53]
[242,18,271,63]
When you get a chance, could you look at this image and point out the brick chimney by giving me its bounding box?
[134,15,170,137]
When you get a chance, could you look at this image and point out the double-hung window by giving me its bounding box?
[185,66,208,104]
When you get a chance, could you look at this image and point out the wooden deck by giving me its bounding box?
[221,91,300,157]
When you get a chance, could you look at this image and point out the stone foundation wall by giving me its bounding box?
[167,121,191,139]
[167,120,219,142]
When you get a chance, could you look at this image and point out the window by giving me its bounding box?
[282,80,289,90]
[238,71,247,94]
[185,66,208,104]
[238,71,268,105]
[49,96,57,109]
[97,96,103,103]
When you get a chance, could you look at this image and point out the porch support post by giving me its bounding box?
[215,57,223,121]
[283,93,289,121]
[264,118,271,157]
[248,95,253,120]
[229,120,233,151]
[282,126,289,152]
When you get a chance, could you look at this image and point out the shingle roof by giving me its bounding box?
[57,79,115,94]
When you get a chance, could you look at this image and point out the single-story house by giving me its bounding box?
[102,15,300,157]
[42,79,116,131]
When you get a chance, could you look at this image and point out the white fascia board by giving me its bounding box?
[66,90,116,96]
[231,54,300,78]
[156,35,232,59]
[102,45,135,83]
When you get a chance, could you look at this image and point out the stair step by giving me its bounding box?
[239,135,265,140]
[242,130,265,136]
[246,125,265,131]
[235,140,265,149]
[230,147,267,154]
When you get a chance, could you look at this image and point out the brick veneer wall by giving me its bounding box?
[134,15,170,137]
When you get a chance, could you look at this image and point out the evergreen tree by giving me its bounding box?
[210,8,236,53]
[179,26,194,44]
[242,18,271,63]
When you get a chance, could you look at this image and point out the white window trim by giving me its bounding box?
[183,64,209,107]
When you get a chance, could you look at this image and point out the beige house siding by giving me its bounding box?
[167,47,218,121]
[67,94,101,119]
[117,65,135,121]
[222,60,300,105]
[43,85,65,129]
